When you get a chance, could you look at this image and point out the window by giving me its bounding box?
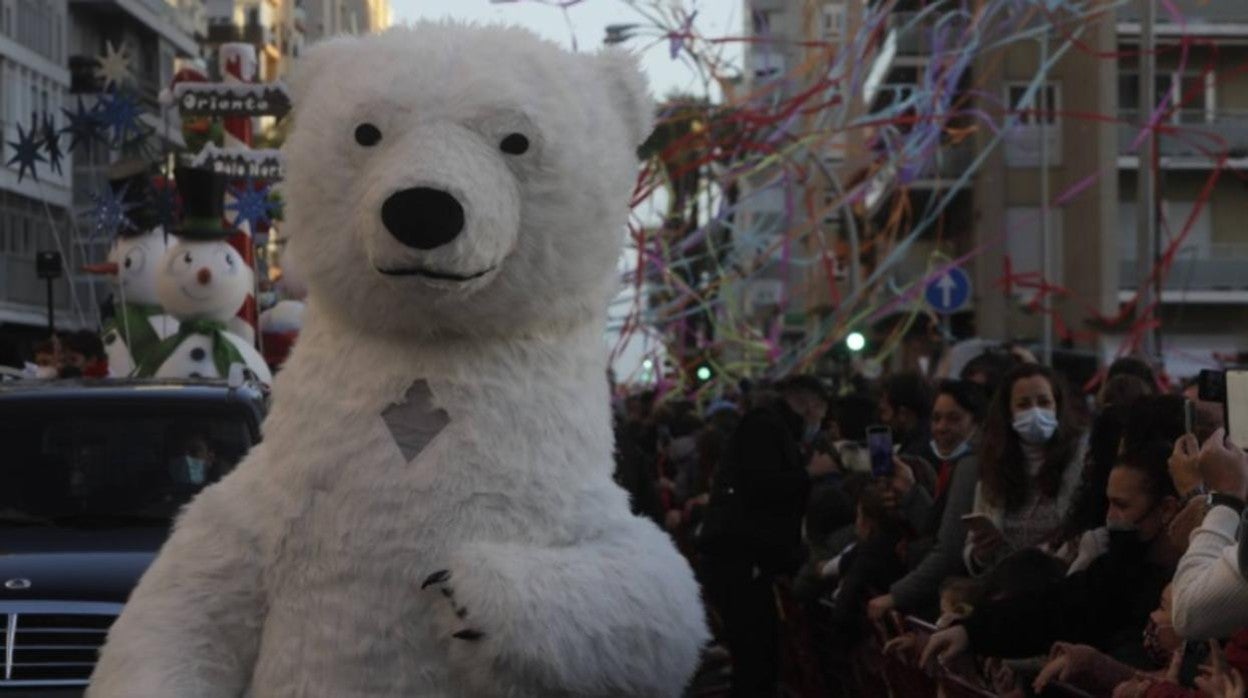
[751,9,777,37]
[751,48,785,80]
[1007,83,1059,125]
[821,3,846,40]
[1120,71,1215,125]
[1118,200,1212,261]
[1004,207,1063,295]
[1004,82,1062,167]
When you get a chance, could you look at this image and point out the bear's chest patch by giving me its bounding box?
[382,379,450,462]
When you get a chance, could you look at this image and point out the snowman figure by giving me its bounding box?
[136,168,272,385]
[84,167,181,377]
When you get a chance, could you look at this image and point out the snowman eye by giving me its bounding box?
[183,252,193,265]
[225,253,235,267]
[124,248,146,273]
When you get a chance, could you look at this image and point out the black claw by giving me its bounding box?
[453,628,485,641]
[421,570,451,589]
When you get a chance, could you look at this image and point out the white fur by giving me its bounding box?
[103,227,181,377]
[90,22,707,698]
[259,299,305,333]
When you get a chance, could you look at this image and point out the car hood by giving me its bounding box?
[0,528,167,604]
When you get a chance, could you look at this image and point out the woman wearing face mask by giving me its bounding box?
[867,380,987,621]
[921,440,1181,670]
[961,364,1085,575]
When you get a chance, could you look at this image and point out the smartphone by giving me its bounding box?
[1199,369,1227,403]
[866,425,893,478]
[1227,369,1248,442]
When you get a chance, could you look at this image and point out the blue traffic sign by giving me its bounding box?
[925,267,971,314]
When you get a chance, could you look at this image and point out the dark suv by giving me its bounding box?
[0,378,267,694]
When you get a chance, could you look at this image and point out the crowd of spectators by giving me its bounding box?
[612,350,1248,697]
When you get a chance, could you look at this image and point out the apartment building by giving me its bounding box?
[0,0,82,361]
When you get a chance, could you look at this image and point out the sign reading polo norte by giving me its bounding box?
[191,145,285,180]
[174,83,292,118]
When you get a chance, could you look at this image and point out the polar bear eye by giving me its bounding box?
[500,133,530,155]
[354,123,382,147]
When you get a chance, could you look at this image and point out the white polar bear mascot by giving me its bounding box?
[89,22,708,698]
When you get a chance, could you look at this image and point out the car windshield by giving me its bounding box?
[0,402,255,527]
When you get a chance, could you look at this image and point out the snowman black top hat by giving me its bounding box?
[108,158,157,237]
[173,166,236,241]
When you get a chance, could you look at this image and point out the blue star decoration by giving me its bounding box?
[226,180,278,232]
[6,117,45,182]
[41,113,63,176]
[96,90,148,148]
[61,96,105,154]
[87,181,138,240]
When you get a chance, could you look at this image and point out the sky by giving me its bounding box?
[389,0,742,101]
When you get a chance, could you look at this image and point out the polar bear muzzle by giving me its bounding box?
[381,187,466,251]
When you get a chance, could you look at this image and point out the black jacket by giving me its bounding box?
[963,534,1173,662]
[700,399,810,575]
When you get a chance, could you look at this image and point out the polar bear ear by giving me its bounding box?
[285,38,344,107]
[595,48,656,149]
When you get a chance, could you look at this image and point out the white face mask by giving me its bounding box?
[930,437,972,462]
[1013,407,1058,444]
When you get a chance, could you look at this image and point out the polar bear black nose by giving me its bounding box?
[381,187,465,250]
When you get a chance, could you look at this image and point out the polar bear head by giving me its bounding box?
[282,23,652,338]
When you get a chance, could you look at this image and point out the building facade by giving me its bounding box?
[736,0,1245,380]
[0,0,81,363]
[301,0,388,43]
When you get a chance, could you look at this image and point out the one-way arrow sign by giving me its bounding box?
[924,266,971,314]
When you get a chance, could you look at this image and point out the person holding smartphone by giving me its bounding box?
[961,364,1085,575]
[868,380,986,620]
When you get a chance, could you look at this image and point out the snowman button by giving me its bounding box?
[190,347,207,361]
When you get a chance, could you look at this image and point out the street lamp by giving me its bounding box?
[846,331,866,352]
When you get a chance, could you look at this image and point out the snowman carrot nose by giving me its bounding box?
[197,267,213,285]
[82,262,119,276]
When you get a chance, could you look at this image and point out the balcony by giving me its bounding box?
[889,12,934,56]
[1118,0,1248,29]
[69,0,202,54]
[206,20,277,48]
[1120,246,1248,294]
[1118,111,1248,167]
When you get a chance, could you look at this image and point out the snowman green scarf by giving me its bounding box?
[104,303,164,366]
[135,318,248,378]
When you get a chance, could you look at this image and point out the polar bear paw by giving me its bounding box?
[421,569,484,642]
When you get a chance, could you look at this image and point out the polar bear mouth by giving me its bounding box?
[374,265,495,282]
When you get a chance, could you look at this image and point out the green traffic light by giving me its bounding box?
[696,365,712,382]
[846,332,866,352]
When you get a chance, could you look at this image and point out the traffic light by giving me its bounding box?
[691,358,715,386]
[846,331,866,352]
